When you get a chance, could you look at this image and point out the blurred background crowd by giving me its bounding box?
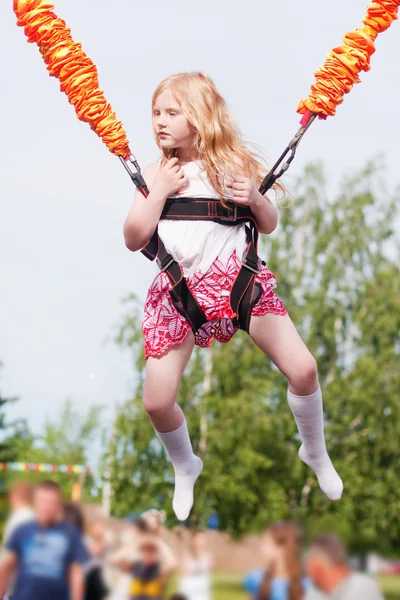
[0,479,397,600]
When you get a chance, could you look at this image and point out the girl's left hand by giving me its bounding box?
[226,176,258,206]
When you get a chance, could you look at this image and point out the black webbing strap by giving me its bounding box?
[161,197,256,225]
[155,239,208,334]
[230,223,262,332]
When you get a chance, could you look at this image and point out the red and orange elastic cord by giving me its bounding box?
[298,0,400,119]
[14,0,131,159]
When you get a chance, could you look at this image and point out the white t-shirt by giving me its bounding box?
[179,553,211,600]
[331,573,384,600]
[158,160,247,278]
[305,587,329,600]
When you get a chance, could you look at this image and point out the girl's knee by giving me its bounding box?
[288,355,319,395]
[143,393,176,417]
[143,367,180,417]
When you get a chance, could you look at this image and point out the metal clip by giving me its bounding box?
[242,251,261,274]
[119,156,148,195]
[157,257,174,272]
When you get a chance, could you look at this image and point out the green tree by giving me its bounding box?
[0,362,24,464]
[0,363,34,531]
[2,398,104,502]
[0,398,17,465]
[28,399,104,500]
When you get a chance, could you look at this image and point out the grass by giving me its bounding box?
[379,575,400,600]
[169,572,400,600]
[212,572,246,600]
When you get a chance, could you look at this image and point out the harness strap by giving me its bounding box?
[161,197,256,225]
[230,224,262,332]
[142,230,208,335]
[156,238,208,334]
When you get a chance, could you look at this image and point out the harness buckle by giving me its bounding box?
[157,256,174,272]
[219,202,237,222]
[242,252,261,274]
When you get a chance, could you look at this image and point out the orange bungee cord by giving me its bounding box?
[298,0,400,119]
[261,0,400,193]
[14,0,147,192]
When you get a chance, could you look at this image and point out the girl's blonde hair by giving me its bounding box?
[152,72,284,200]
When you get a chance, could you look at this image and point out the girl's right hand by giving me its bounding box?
[152,158,188,198]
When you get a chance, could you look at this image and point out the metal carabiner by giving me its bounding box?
[119,155,149,196]
[259,113,317,195]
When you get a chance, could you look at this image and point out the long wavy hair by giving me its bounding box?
[259,522,304,600]
[152,72,284,200]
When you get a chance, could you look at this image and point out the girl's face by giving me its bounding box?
[261,533,278,563]
[153,90,195,152]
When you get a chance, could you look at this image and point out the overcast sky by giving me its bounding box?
[1,0,399,435]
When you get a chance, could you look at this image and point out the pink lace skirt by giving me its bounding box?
[143,251,287,359]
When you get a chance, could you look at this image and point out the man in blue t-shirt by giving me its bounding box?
[0,480,87,600]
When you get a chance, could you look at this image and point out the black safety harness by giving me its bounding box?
[119,112,316,336]
[142,198,262,335]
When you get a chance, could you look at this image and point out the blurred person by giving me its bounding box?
[1,482,35,599]
[244,522,325,600]
[86,522,107,559]
[108,519,153,600]
[306,535,384,600]
[115,534,177,600]
[2,481,34,545]
[63,502,86,536]
[84,523,109,600]
[178,530,211,600]
[63,503,108,600]
[140,511,178,594]
[108,518,152,567]
[0,480,87,600]
[141,510,165,536]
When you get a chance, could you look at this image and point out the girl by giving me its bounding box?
[244,522,316,600]
[123,72,343,521]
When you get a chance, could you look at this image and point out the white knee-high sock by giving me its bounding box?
[156,420,203,521]
[287,387,343,501]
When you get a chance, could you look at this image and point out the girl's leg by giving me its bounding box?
[144,332,203,520]
[250,313,343,501]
